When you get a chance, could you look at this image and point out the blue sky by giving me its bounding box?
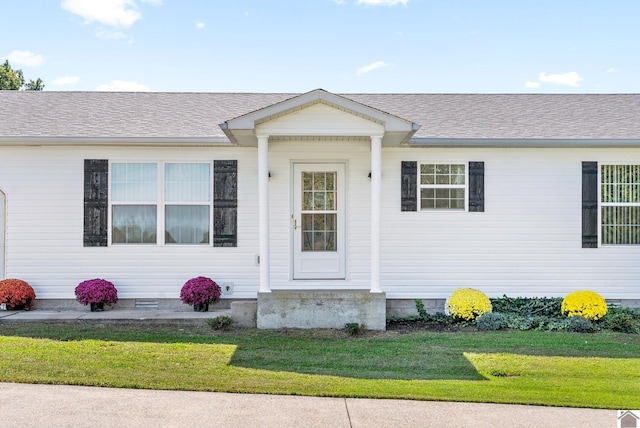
[2,0,639,93]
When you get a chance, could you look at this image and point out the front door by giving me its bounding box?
[293,163,346,279]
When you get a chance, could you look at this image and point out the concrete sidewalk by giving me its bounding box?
[0,308,228,322]
[0,383,615,428]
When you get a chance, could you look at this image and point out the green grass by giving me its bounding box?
[1,322,639,409]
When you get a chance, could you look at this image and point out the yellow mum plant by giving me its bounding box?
[446,288,492,321]
[561,290,607,320]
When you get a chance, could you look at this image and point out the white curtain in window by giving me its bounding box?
[165,163,210,202]
[165,205,210,244]
[112,163,157,202]
[112,205,157,244]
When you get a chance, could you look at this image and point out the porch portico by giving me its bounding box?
[221,89,417,329]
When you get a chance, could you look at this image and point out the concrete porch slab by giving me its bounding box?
[257,290,386,330]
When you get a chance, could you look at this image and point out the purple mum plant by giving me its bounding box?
[75,278,119,306]
[180,276,221,306]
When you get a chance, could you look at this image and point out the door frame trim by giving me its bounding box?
[290,161,348,280]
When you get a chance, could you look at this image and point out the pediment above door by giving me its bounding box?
[219,89,419,147]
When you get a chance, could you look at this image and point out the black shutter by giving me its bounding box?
[582,161,598,248]
[84,159,108,247]
[213,160,238,247]
[468,162,485,212]
[401,161,417,211]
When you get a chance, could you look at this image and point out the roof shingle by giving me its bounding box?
[1,91,639,140]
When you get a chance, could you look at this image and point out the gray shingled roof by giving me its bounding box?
[1,91,639,140]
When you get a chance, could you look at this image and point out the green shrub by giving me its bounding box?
[490,295,562,317]
[206,315,233,331]
[476,313,507,331]
[344,323,366,336]
[564,317,599,333]
[561,290,607,320]
[601,310,640,334]
[446,288,492,321]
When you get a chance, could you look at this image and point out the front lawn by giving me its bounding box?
[1,322,639,409]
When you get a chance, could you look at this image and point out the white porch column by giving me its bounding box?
[258,135,271,293]
[370,135,383,293]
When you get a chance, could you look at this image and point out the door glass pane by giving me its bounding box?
[300,170,338,252]
[301,213,337,252]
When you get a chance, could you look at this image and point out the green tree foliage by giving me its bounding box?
[0,60,44,90]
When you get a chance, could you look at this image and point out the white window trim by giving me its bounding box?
[108,161,213,246]
[598,163,640,247]
[418,161,469,212]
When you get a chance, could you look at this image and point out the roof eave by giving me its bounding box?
[0,136,232,146]
[409,138,640,148]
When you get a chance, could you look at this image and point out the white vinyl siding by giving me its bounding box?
[600,164,640,245]
[0,147,257,299]
[4,144,640,301]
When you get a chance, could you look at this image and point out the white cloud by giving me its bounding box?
[140,0,162,4]
[606,67,619,73]
[96,80,150,91]
[95,29,127,40]
[195,21,205,29]
[61,0,142,28]
[524,81,541,89]
[52,76,80,85]
[356,61,390,76]
[538,71,583,87]
[7,50,44,67]
[357,0,408,5]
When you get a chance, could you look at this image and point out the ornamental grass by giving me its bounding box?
[561,290,607,320]
[0,278,36,309]
[446,288,492,321]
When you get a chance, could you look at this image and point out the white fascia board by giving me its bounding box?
[223,89,417,135]
[0,136,232,146]
[408,138,640,148]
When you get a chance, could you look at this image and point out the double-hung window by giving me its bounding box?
[419,163,466,210]
[110,162,211,245]
[601,164,640,245]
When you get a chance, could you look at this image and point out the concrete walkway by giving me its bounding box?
[0,309,619,427]
[0,383,615,428]
[0,308,228,321]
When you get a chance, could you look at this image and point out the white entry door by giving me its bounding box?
[293,163,346,279]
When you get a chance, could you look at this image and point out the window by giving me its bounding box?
[110,162,211,245]
[601,165,640,245]
[419,163,466,210]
